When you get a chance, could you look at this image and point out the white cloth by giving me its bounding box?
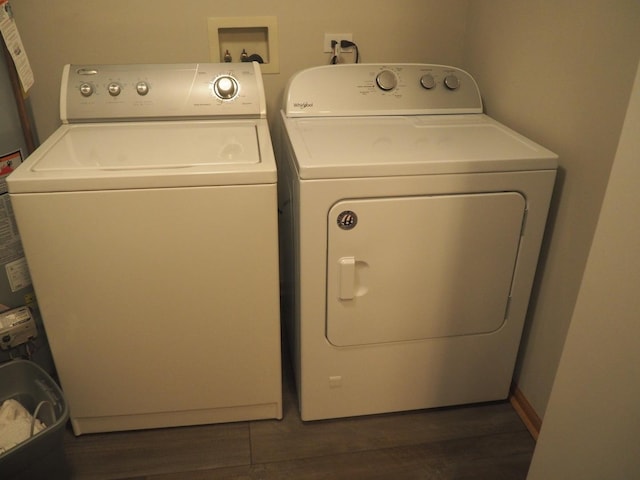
[0,399,46,454]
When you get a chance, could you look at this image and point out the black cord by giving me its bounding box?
[340,40,359,63]
[241,53,264,63]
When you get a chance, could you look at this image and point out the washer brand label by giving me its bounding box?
[337,211,357,230]
[293,101,314,109]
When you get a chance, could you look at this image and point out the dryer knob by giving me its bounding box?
[444,74,460,90]
[376,70,398,91]
[420,74,436,90]
[213,75,239,100]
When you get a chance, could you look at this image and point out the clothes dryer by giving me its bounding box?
[8,63,282,434]
[278,64,557,420]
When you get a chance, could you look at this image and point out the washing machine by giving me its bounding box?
[278,63,558,421]
[7,63,282,434]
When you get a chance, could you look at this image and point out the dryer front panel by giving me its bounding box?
[326,192,525,347]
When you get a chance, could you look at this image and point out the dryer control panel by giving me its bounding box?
[62,62,267,123]
[284,64,482,117]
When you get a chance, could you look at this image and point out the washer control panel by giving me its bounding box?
[62,62,267,122]
[285,64,482,117]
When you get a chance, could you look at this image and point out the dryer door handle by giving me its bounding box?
[338,256,356,300]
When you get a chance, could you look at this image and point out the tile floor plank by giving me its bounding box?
[145,430,533,480]
[62,422,251,480]
[250,401,526,464]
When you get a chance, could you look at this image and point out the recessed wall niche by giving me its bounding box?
[208,16,279,74]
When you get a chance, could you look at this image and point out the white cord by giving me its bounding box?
[30,400,53,436]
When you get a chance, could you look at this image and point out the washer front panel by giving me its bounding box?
[11,184,282,432]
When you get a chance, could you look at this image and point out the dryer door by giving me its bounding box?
[326,192,525,347]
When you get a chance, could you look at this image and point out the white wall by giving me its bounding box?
[11,0,468,140]
[527,55,640,480]
[462,0,640,417]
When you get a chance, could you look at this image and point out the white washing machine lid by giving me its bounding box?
[282,113,558,179]
[7,119,276,193]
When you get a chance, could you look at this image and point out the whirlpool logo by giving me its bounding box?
[337,211,358,230]
[293,101,314,109]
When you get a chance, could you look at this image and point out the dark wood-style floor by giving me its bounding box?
[47,358,534,479]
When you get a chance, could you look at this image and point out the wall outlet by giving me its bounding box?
[323,33,353,53]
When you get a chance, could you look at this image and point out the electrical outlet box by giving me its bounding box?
[0,306,37,350]
[323,33,353,53]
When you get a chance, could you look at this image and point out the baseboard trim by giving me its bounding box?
[509,385,542,441]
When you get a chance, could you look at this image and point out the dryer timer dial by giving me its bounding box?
[375,70,398,91]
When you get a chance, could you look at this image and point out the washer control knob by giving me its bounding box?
[79,82,94,97]
[136,81,150,96]
[213,75,239,100]
[375,70,398,91]
[420,74,436,90]
[107,82,122,96]
[444,74,460,90]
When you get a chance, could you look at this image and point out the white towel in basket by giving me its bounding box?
[0,399,46,454]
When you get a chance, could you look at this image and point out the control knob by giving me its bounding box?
[107,82,122,97]
[443,74,460,90]
[213,75,239,100]
[420,74,436,90]
[375,70,398,91]
[136,81,150,96]
[79,83,93,97]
